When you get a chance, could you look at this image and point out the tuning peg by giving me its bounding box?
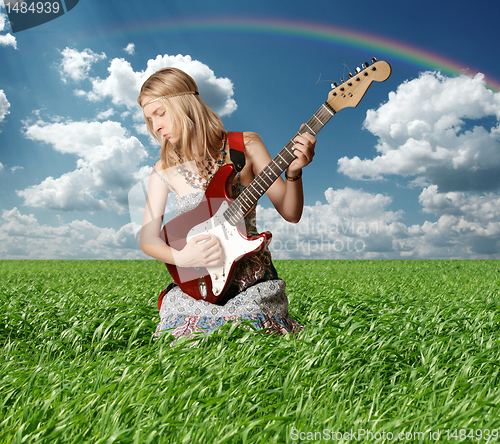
[331,82,339,89]
[362,62,369,69]
[355,67,361,74]
[371,57,378,63]
[348,72,353,79]
[340,77,344,83]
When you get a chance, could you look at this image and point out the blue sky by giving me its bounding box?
[1,0,500,259]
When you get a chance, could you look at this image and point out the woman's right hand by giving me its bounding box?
[172,234,222,268]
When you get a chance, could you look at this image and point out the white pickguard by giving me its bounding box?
[186,201,265,298]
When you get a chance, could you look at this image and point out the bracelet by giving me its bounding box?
[285,170,302,181]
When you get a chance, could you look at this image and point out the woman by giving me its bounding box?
[138,67,316,342]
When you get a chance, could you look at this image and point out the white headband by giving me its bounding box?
[141,91,198,108]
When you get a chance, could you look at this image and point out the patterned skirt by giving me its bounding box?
[154,279,303,343]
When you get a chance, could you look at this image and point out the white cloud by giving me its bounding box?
[0,89,10,126]
[0,32,16,48]
[5,179,500,259]
[331,72,500,258]
[324,187,396,219]
[338,72,500,192]
[24,119,125,156]
[124,43,135,55]
[258,187,403,259]
[0,207,145,259]
[419,184,500,221]
[0,8,16,48]
[256,185,500,259]
[398,200,500,258]
[19,119,151,213]
[59,47,107,82]
[96,108,115,120]
[402,215,500,258]
[82,53,237,116]
[88,57,141,108]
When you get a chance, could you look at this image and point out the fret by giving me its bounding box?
[276,152,289,164]
[226,200,244,225]
[255,181,268,194]
[276,155,286,165]
[321,102,336,116]
[256,181,267,195]
[268,161,281,176]
[312,113,325,126]
[303,122,315,135]
[224,101,336,226]
[283,144,295,158]
[240,202,251,215]
[257,174,271,188]
[246,185,259,200]
[254,181,266,193]
[279,151,291,163]
[268,164,280,177]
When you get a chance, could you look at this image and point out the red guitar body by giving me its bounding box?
[162,164,271,304]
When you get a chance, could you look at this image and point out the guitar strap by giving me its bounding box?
[228,131,246,172]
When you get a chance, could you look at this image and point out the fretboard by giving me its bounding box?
[224,101,336,226]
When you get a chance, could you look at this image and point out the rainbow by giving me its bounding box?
[113,16,500,91]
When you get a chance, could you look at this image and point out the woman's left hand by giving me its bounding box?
[287,125,316,176]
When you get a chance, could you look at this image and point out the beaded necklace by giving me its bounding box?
[175,134,227,190]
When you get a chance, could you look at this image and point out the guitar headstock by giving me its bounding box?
[327,58,391,111]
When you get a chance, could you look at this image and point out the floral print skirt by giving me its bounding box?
[154,279,303,342]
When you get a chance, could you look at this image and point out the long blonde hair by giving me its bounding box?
[138,68,226,172]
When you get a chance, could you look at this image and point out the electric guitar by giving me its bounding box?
[162,58,391,303]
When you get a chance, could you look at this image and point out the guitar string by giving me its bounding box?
[224,102,336,225]
[225,104,335,223]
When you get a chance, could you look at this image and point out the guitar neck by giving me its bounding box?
[224,101,336,225]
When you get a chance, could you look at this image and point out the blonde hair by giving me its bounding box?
[138,67,226,172]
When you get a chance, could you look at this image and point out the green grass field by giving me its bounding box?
[1,260,500,443]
